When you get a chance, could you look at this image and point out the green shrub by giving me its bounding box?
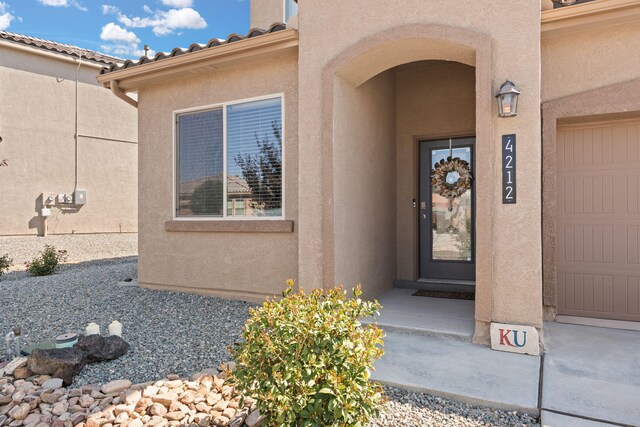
[0,254,12,277]
[26,245,67,276]
[230,281,385,427]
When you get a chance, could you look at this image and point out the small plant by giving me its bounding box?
[0,254,12,277]
[230,281,385,427]
[26,245,68,276]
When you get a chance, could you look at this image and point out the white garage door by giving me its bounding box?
[556,118,640,321]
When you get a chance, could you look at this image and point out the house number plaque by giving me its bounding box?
[502,134,516,204]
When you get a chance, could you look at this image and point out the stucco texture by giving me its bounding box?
[250,0,284,29]
[137,52,298,300]
[542,20,640,102]
[332,71,397,299]
[0,45,138,236]
[296,0,544,332]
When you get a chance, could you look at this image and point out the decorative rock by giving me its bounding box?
[164,411,184,421]
[244,410,266,427]
[212,415,229,426]
[124,390,141,406]
[0,357,28,377]
[101,380,131,395]
[79,395,94,408]
[0,396,11,405]
[164,380,182,389]
[151,393,178,408]
[114,412,129,424]
[68,389,82,398]
[71,413,86,426]
[13,367,33,380]
[147,415,168,426]
[73,335,130,364]
[143,386,160,398]
[40,391,58,404]
[127,419,143,427]
[51,401,69,416]
[40,378,63,390]
[27,349,86,386]
[165,375,180,381]
[8,403,30,421]
[149,403,167,417]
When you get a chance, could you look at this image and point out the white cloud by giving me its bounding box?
[101,4,119,15]
[118,7,207,36]
[100,22,139,43]
[0,2,16,30]
[99,22,155,59]
[161,0,193,7]
[37,0,87,11]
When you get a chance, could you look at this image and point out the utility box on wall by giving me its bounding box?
[74,190,87,206]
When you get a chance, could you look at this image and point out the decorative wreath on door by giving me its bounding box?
[431,156,473,211]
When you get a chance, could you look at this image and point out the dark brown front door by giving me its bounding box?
[419,137,476,282]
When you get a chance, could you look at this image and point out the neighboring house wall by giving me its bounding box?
[137,52,298,300]
[0,44,138,236]
[250,0,284,28]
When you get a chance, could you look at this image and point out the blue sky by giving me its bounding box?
[0,0,251,58]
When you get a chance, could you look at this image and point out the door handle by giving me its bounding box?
[412,199,417,208]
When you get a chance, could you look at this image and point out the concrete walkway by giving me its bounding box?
[371,330,541,413]
[369,288,540,413]
[364,288,475,340]
[368,289,640,424]
[542,321,640,426]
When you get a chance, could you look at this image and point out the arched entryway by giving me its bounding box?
[320,25,495,343]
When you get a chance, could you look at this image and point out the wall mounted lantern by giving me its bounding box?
[496,80,521,118]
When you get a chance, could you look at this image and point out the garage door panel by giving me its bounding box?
[556,119,640,321]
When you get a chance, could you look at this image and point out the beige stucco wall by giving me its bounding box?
[297,0,544,332]
[333,71,397,299]
[250,0,284,29]
[0,44,138,236]
[395,62,476,280]
[137,52,298,300]
[542,20,640,102]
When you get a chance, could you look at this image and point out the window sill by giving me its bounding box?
[165,220,294,233]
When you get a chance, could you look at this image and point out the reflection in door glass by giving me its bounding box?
[431,147,472,261]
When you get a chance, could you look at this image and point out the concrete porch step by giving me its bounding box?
[363,288,475,341]
[371,330,541,414]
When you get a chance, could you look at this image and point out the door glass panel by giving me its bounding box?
[431,147,473,262]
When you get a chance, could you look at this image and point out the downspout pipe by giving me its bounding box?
[74,56,81,193]
[110,80,138,109]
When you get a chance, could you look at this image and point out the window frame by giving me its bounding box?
[173,93,285,221]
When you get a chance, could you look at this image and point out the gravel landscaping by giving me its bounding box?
[0,257,251,386]
[0,234,137,272]
[0,236,539,426]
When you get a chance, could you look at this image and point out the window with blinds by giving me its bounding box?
[175,96,283,219]
[176,108,224,217]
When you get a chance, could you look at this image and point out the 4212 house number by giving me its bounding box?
[502,134,516,204]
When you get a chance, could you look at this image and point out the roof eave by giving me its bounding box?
[541,0,640,37]
[96,28,299,91]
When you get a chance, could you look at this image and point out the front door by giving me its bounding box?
[419,137,475,282]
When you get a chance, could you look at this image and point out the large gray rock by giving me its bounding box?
[74,335,130,363]
[27,348,85,386]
